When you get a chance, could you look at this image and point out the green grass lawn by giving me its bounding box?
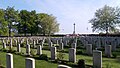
[0,45,120,68]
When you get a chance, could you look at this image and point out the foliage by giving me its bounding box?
[8,47,16,53]
[68,38,74,46]
[89,5,120,33]
[76,51,83,55]
[30,49,36,56]
[15,52,22,55]
[77,59,85,68]
[21,42,26,47]
[4,6,19,36]
[39,54,48,61]
[36,13,59,35]
[19,10,59,36]
[1,49,7,52]
[0,9,8,36]
[0,6,59,36]
[112,53,117,58]
[19,10,37,35]
[77,39,84,47]
[57,50,65,61]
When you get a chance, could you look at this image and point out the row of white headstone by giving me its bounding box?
[1,37,103,68]
[6,53,35,68]
[6,50,102,68]
[80,36,120,48]
[86,44,113,57]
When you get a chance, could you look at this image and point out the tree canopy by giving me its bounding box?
[89,5,120,34]
[4,6,19,36]
[0,9,8,36]
[37,13,59,35]
[0,6,59,36]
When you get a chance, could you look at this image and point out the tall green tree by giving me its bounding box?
[0,9,8,36]
[28,10,37,36]
[37,13,59,35]
[19,10,30,36]
[89,5,120,34]
[4,6,19,36]
[19,10,37,36]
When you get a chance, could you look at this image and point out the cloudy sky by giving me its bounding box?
[0,0,120,34]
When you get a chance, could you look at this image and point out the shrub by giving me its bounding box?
[77,39,84,47]
[1,49,7,52]
[57,51,65,60]
[30,49,36,56]
[64,46,69,48]
[21,42,26,47]
[39,54,48,61]
[77,59,85,68]
[8,47,16,53]
[0,65,5,68]
[14,52,22,55]
[68,39,74,46]
[112,53,117,58]
[76,51,83,55]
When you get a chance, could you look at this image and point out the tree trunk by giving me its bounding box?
[9,23,11,37]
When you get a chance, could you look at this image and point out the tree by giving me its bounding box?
[19,10,30,36]
[0,9,8,36]
[4,6,19,36]
[28,10,37,36]
[89,5,120,34]
[37,13,59,35]
[19,10,37,36]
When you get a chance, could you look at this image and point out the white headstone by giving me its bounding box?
[26,44,30,55]
[33,40,36,48]
[37,45,42,55]
[17,44,21,52]
[25,58,35,68]
[3,41,6,49]
[93,50,102,68]
[69,48,76,63]
[59,43,64,50]
[6,53,13,68]
[105,45,111,57]
[10,38,12,49]
[86,44,92,55]
[51,46,56,60]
